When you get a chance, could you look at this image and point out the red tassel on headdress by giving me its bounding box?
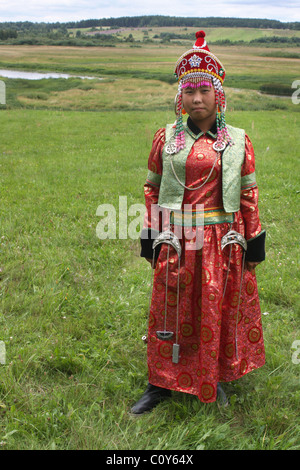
[196,30,205,39]
[193,31,210,51]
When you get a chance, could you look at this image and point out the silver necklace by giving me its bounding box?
[169,148,220,192]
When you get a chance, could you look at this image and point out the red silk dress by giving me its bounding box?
[143,128,265,403]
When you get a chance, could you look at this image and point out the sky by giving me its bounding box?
[0,0,299,23]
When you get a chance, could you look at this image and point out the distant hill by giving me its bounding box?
[0,15,299,30]
[0,16,299,47]
[64,15,300,30]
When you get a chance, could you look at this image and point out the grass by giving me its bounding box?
[0,42,299,117]
[0,107,299,450]
[74,26,300,44]
[0,42,299,89]
[0,39,299,450]
[2,76,298,113]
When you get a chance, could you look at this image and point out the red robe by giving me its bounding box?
[142,126,265,403]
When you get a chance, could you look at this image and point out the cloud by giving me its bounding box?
[0,0,299,23]
[0,0,96,22]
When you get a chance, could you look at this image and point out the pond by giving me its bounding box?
[0,69,98,80]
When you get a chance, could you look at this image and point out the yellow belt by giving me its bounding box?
[170,207,234,226]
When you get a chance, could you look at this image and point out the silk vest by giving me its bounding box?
[157,123,248,213]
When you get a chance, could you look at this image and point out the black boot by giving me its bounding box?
[130,383,172,415]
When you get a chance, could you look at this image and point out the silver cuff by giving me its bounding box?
[221,230,247,252]
[152,230,182,258]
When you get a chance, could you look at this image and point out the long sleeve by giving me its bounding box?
[240,135,266,262]
[140,128,165,259]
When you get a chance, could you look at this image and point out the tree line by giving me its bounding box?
[0,16,299,47]
[0,15,299,31]
[65,15,300,30]
[0,29,18,40]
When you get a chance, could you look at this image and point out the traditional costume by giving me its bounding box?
[132,31,266,412]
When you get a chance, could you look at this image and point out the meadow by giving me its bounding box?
[0,37,299,450]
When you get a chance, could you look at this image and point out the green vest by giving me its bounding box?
[153,123,254,213]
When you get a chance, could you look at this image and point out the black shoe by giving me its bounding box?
[217,383,229,407]
[130,383,172,415]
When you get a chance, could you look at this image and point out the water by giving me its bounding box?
[0,69,98,80]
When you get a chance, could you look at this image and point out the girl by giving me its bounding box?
[132,31,266,414]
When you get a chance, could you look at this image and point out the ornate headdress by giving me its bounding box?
[174,30,233,152]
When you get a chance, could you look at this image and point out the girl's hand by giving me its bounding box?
[146,257,156,269]
[245,261,261,272]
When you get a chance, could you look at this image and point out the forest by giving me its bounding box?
[0,15,300,47]
[1,15,300,29]
[71,15,300,29]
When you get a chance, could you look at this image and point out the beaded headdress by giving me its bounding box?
[174,30,233,152]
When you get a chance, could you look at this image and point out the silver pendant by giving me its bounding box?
[221,229,247,361]
[152,231,182,363]
[165,140,177,155]
[156,331,174,341]
[172,343,180,364]
[213,141,226,152]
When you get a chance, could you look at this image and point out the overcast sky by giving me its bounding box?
[0,0,299,23]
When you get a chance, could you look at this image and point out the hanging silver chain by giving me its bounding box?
[169,151,220,191]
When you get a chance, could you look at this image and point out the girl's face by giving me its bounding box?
[182,85,216,128]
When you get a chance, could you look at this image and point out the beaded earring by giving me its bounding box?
[174,85,185,152]
[213,78,233,150]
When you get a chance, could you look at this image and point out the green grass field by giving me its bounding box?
[0,39,299,450]
[71,25,300,43]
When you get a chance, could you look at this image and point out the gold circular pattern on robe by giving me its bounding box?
[177,372,193,389]
[201,326,214,343]
[167,291,177,307]
[240,359,248,374]
[202,267,211,285]
[159,343,173,359]
[248,327,261,343]
[201,383,214,400]
[150,161,158,173]
[224,343,234,358]
[230,290,240,307]
[246,279,255,295]
[181,323,194,337]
